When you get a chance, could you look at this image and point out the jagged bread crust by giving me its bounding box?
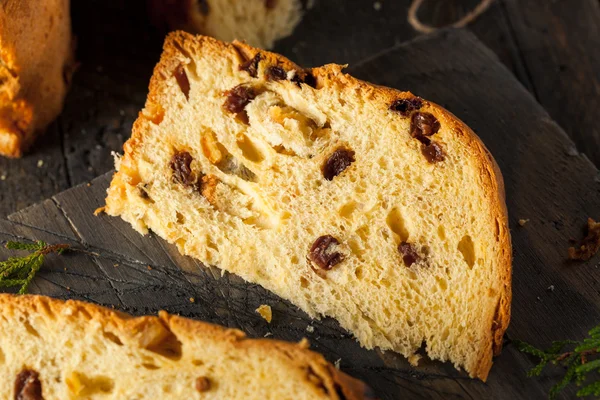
[0,294,372,399]
[0,0,74,157]
[148,0,302,49]
[106,32,511,380]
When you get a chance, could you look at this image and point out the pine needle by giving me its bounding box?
[0,241,68,294]
[514,326,600,399]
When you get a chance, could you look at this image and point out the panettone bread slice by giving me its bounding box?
[105,31,512,380]
[148,0,303,49]
[0,294,373,399]
[0,0,75,157]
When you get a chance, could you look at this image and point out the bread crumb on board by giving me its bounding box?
[94,206,106,216]
[518,219,529,227]
[568,218,600,261]
[256,304,272,323]
[306,325,315,333]
[408,354,422,366]
[334,359,341,370]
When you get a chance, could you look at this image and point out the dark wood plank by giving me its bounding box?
[0,124,69,218]
[497,0,600,165]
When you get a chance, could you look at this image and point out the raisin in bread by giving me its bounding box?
[148,0,302,49]
[105,31,512,380]
[0,0,75,157]
[0,294,372,399]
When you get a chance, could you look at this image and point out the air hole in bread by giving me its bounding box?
[176,212,185,224]
[237,134,265,163]
[201,129,258,181]
[142,363,160,370]
[458,235,476,269]
[191,359,204,366]
[386,207,410,243]
[436,276,448,291]
[142,102,165,125]
[66,372,114,396]
[173,64,190,100]
[22,318,40,337]
[102,330,123,346]
[338,202,357,219]
[354,266,364,279]
[143,326,183,361]
[437,225,446,240]
[0,347,4,364]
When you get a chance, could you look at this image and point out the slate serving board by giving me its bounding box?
[2,29,599,400]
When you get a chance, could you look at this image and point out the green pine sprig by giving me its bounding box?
[514,325,600,399]
[0,241,69,294]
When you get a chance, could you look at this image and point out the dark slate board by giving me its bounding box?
[2,29,600,400]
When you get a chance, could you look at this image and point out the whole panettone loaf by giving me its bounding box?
[0,0,75,157]
[0,294,373,399]
[148,0,303,49]
[105,31,512,380]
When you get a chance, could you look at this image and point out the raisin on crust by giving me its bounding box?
[0,0,75,157]
[106,32,512,381]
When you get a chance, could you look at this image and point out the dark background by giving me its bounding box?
[0,0,598,217]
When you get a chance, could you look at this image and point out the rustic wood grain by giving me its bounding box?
[499,0,600,166]
[3,29,598,399]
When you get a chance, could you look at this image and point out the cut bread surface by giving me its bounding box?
[0,294,371,399]
[0,0,74,157]
[106,32,512,380]
[149,0,303,49]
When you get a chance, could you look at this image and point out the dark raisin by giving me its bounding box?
[197,0,210,15]
[309,235,344,270]
[389,97,423,116]
[421,142,446,163]
[195,376,211,392]
[265,0,278,9]
[398,242,420,267]
[239,53,262,78]
[410,112,440,138]
[174,64,190,100]
[170,151,197,188]
[291,70,317,88]
[223,85,257,114]
[323,148,355,181]
[14,369,43,400]
[266,66,286,81]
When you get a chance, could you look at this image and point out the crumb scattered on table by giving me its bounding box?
[306,325,315,333]
[189,297,195,303]
[93,206,106,216]
[518,219,529,227]
[256,304,272,323]
[408,354,422,367]
[547,285,555,292]
[373,1,382,10]
[568,218,600,261]
[264,332,272,338]
[334,358,341,370]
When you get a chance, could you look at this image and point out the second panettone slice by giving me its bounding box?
[105,31,512,380]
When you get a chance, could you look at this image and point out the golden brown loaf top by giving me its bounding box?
[106,31,511,380]
[0,0,75,157]
[0,294,374,399]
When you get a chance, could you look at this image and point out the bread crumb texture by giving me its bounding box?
[1,294,371,399]
[0,0,75,157]
[105,32,512,380]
